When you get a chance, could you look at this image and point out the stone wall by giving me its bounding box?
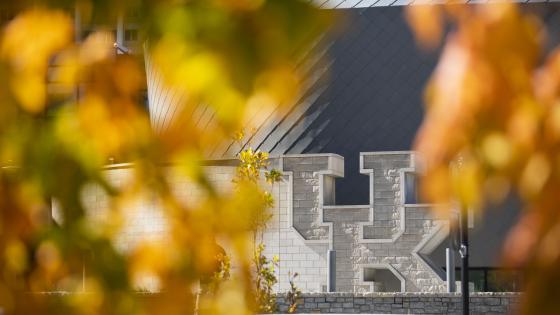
[61,165,237,252]
[276,292,521,314]
[273,152,449,293]
[53,165,238,290]
[59,151,451,293]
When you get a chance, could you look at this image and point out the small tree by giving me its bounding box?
[286,272,302,314]
[234,141,283,313]
[254,243,279,314]
[204,252,231,295]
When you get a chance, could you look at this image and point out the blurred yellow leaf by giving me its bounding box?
[405,5,443,50]
[36,240,61,275]
[481,132,511,169]
[1,9,72,113]
[4,240,28,273]
[520,153,550,198]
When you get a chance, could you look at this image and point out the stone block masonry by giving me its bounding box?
[276,292,521,314]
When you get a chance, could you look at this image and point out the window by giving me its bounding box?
[81,29,116,43]
[125,29,138,41]
[452,267,523,292]
[404,172,418,204]
[140,90,149,112]
[0,9,15,24]
[81,29,92,39]
[126,8,140,20]
[363,267,402,292]
[323,176,335,206]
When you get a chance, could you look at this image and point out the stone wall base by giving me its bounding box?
[276,292,521,314]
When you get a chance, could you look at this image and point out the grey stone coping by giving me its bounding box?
[275,292,522,297]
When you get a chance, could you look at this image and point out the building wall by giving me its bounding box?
[54,151,449,293]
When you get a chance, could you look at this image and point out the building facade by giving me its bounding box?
[56,2,560,293]
[68,151,449,293]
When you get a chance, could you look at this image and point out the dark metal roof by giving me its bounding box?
[248,7,437,204]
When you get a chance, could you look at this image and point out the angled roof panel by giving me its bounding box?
[146,4,560,203]
[312,0,552,7]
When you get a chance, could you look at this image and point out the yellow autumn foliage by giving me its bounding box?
[0,1,329,315]
[407,3,560,313]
